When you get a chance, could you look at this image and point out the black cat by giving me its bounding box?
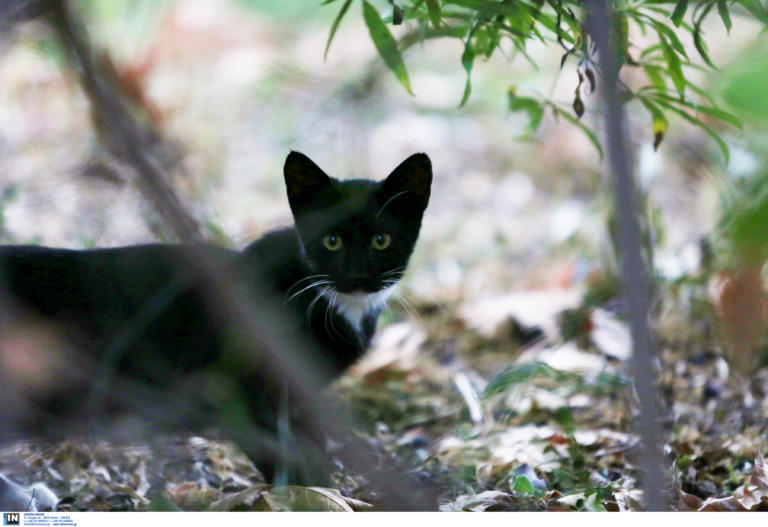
[0,151,432,483]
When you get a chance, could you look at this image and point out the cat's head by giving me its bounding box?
[284,151,431,294]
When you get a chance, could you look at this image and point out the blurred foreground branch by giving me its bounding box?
[1,0,435,510]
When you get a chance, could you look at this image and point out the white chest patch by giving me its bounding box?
[322,285,395,333]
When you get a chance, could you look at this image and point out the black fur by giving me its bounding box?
[0,152,431,484]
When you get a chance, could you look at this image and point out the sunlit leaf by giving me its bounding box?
[362,0,414,95]
[639,97,669,150]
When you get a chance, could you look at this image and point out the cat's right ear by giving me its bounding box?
[284,151,333,211]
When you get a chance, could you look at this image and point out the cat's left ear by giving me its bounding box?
[284,151,334,213]
[380,153,432,215]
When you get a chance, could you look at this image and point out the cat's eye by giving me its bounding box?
[371,233,391,250]
[322,234,343,251]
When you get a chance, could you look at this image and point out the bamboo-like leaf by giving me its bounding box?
[696,105,743,130]
[426,0,442,28]
[324,0,353,61]
[652,20,688,58]
[362,0,414,95]
[670,0,688,26]
[508,88,544,133]
[717,0,732,32]
[736,0,768,25]
[656,100,730,163]
[659,37,686,95]
[459,37,474,107]
[692,28,716,69]
[692,2,717,69]
[644,65,667,91]
[648,93,740,129]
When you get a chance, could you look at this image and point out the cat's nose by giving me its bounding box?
[338,274,367,292]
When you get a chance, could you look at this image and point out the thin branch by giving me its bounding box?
[583,0,669,512]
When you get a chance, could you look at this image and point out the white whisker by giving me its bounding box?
[376,190,413,218]
[286,280,332,303]
[306,287,329,323]
[286,274,329,296]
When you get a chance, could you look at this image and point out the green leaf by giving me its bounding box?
[512,475,536,496]
[659,36,686,95]
[696,104,743,130]
[670,0,688,26]
[652,20,688,59]
[692,4,718,70]
[362,0,414,95]
[324,0,353,61]
[426,0,441,28]
[692,28,716,69]
[459,37,475,107]
[717,0,732,32]
[657,101,730,163]
[507,89,544,134]
[648,93,740,129]
[735,0,768,25]
[644,65,667,91]
[553,405,576,435]
[556,107,604,159]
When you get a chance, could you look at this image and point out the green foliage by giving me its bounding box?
[323,0,761,159]
[362,0,414,94]
[482,360,629,399]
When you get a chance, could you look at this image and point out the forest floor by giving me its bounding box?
[2,0,767,513]
[2,277,768,512]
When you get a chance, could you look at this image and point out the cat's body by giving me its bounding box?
[0,151,432,483]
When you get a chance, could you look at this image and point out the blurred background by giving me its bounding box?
[1,0,761,304]
[2,0,768,511]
